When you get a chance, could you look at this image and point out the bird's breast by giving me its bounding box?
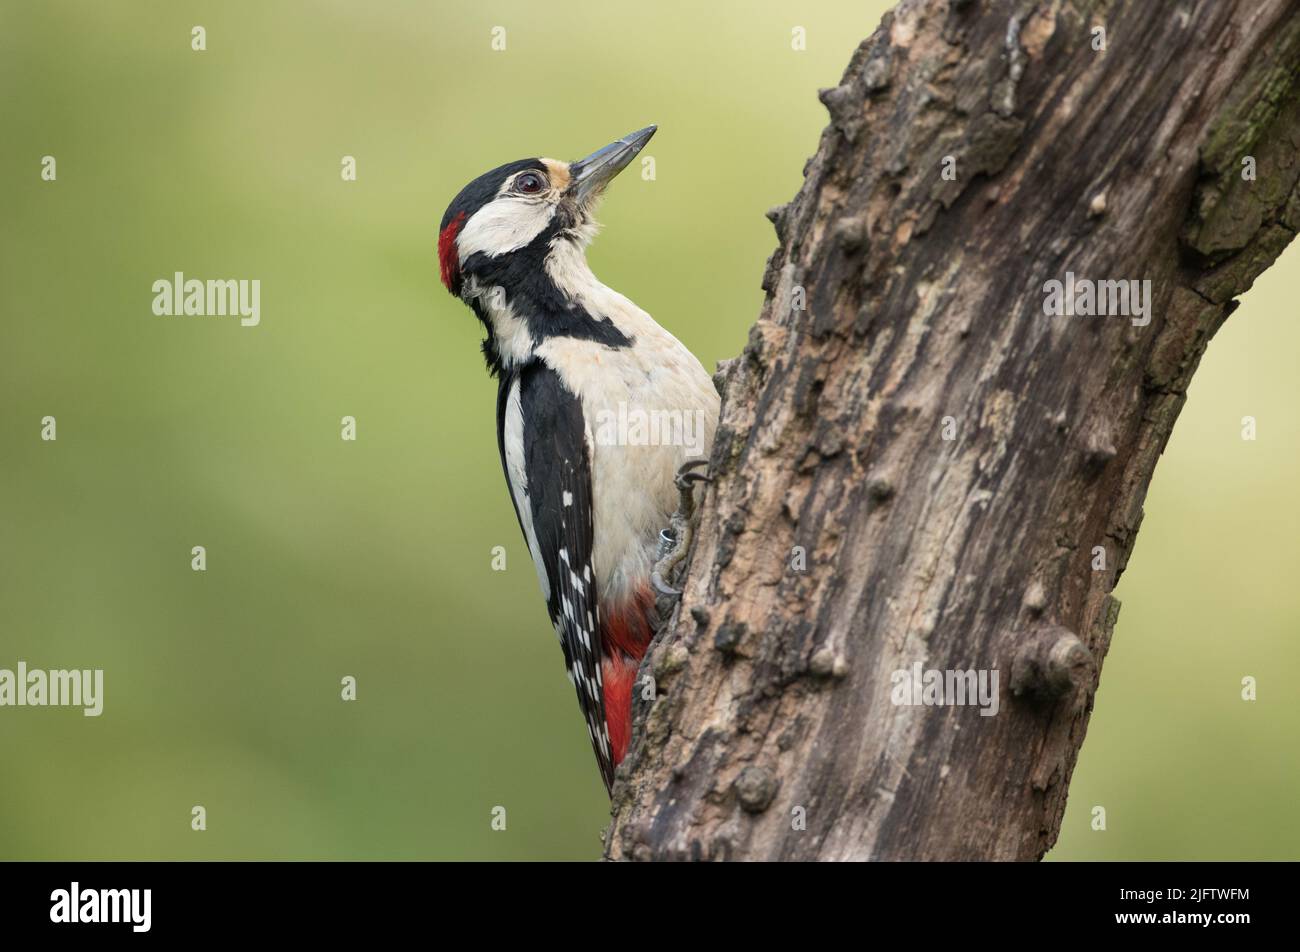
[536,328,719,604]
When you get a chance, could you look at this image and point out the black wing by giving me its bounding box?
[497,362,613,791]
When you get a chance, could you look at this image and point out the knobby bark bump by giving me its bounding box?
[606,0,1300,861]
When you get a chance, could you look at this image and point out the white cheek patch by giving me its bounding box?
[457,197,557,261]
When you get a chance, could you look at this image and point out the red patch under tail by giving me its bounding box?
[600,584,657,767]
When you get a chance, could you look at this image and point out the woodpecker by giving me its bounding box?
[437,126,720,793]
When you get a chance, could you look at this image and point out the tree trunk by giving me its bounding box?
[605,0,1300,861]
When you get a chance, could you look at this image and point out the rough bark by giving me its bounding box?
[606,0,1300,861]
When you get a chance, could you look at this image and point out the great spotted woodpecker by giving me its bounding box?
[437,127,720,793]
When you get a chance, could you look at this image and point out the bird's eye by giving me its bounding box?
[515,172,545,194]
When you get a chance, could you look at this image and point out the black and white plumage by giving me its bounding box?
[497,363,612,783]
[439,127,720,792]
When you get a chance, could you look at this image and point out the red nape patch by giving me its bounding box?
[600,585,657,766]
[438,211,466,291]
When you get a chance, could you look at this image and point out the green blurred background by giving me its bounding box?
[0,0,1295,861]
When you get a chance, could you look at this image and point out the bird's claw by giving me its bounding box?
[674,459,712,493]
[652,460,711,610]
[651,569,681,598]
[673,459,711,523]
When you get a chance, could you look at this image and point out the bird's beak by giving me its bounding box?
[569,125,656,203]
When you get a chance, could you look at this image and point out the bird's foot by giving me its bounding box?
[673,458,711,519]
[651,459,712,602]
[651,525,688,599]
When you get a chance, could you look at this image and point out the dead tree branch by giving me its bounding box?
[606,0,1300,861]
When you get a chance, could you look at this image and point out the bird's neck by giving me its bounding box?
[470,239,637,377]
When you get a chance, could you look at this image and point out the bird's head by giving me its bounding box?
[437,125,655,300]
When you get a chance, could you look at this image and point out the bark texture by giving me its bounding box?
[606,0,1300,861]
